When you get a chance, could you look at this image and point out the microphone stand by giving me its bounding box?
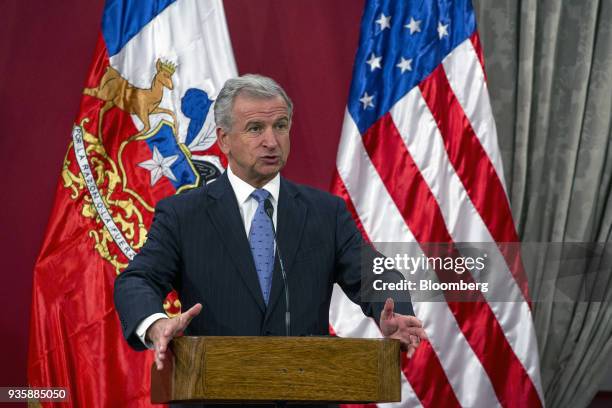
[264,199,290,337]
[264,199,290,408]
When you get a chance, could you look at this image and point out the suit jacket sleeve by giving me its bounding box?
[114,198,181,350]
[332,197,415,323]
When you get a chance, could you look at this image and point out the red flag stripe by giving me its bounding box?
[441,40,536,319]
[441,39,507,192]
[420,42,541,391]
[332,116,457,408]
[427,48,538,332]
[362,113,542,408]
[330,175,425,408]
[389,85,542,399]
[402,342,461,408]
[353,116,485,408]
[332,165,460,408]
[334,111,420,244]
[469,32,487,82]
[418,66,530,301]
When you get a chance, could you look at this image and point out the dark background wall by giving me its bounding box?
[0,0,105,391]
[0,0,364,391]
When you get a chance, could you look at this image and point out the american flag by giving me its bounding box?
[329,1,544,407]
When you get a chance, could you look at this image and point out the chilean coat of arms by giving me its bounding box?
[62,58,227,315]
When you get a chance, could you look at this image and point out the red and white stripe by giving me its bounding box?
[330,35,544,408]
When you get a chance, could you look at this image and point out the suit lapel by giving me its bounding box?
[265,178,307,322]
[206,173,266,312]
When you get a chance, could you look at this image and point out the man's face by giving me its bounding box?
[217,94,291,187]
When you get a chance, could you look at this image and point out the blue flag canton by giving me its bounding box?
[348,0,477,135]
[102,0,177,56]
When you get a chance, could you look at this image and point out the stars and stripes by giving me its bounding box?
[330,1,544,407]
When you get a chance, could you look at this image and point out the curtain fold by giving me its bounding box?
[473,1,612,406]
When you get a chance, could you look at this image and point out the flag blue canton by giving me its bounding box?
[347,0,477,135]
[102,0,177,56]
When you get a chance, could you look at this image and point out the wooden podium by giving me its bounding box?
[151,336,401,404]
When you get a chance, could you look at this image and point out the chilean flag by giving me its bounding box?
[28,0,235,406]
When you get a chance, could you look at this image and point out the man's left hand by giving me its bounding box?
[380,298,427,357]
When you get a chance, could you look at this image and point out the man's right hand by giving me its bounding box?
[146,303,203,370]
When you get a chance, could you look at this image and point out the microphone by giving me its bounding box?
[264,198,290,337]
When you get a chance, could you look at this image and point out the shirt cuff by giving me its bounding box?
[136,313,169,349]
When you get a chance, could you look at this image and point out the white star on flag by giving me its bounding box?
[359,92,375,109]
[404,17,421,34]
[138,145,179,186]
[375,13,391,31]
[437,21,449,39]
[396,57,413,73]
[366,53,382,71]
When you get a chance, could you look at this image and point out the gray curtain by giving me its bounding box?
[472,0,612,407]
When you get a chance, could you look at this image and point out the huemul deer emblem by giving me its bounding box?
[84,59,178,141]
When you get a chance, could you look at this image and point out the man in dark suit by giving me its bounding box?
[114,74,425,374]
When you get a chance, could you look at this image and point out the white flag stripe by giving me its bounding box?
[329,286,382,338]
[333,112,423,406]
[490,300,545,402]
[390,87,525,320]
[335,112,500,408]
[389,88,482,241]
[440,46,545,399]
[335,111,415,244]
[390,86,544,402]
[415,302,501,408]
[442,39,507,191]
[109,0,237,143]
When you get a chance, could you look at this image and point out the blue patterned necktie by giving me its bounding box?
[248,189,274,305]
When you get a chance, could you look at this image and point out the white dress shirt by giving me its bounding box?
[135,166,280,348]
[226,165,280,234]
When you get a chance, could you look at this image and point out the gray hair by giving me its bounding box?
[213,74,293,132]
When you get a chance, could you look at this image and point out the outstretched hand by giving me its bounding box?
[380,298,427,357]
[146,303,202,370]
